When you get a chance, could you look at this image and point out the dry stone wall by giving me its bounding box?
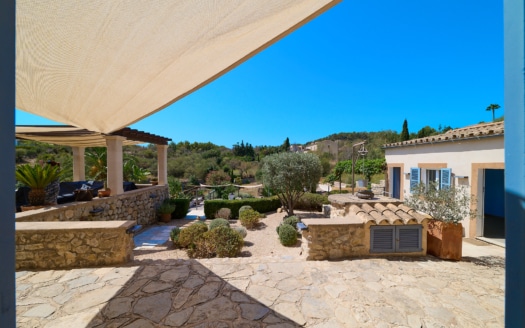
[15,221,135,270]
[301,220,369,260]
[16,185,169,225]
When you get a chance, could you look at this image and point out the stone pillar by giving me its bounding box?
[72,146,86,181]
[105,135,125,195]
[157,144,168,186]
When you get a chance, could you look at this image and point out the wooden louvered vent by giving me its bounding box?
[371,225,422,253]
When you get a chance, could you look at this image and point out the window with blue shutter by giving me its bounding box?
[440,168,451,190]
[370,225,422,253]
[410,167,420,192]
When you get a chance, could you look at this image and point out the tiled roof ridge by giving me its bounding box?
[346,202,428,225]
[383,121,504,148]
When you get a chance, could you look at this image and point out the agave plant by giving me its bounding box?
[15,163,62,205]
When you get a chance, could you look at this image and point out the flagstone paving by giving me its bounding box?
[16,248,505,328]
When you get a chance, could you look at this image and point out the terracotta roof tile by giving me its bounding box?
[383,121,503,149]
[346,202,429,225]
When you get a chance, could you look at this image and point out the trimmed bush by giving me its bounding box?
[209,218,230,231]
[189,226,244,258]
[239,209,261,229]
[170,227,181,248]
[295,193,329,212]
[204,196,281,219]
[278,224,298,246]
[168,198,191,219]
[283,216,300,229]
[215,208,231,220]
[238,205,253,217]
[232,226,247,238]
[178,221,208,248]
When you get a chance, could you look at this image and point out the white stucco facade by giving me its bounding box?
[384,126,504,239]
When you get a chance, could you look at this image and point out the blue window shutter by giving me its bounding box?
[410,167,420,192]
[440,168,451,189]
[370,226,395,253]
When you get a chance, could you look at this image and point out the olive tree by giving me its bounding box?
[261,152,322,216]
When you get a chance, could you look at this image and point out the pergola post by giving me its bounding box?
[157,144,168,186]
[72,146,86,181]
[504,0,525,325]
[105,135,125,195]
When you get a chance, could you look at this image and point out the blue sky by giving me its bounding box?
[16,0,503,148]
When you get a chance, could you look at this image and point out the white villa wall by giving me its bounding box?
[385,136,504,237]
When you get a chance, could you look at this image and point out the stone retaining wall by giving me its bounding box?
[16,185,169,225]
[15,221,135,270]
[301,218,369,260]
[301,218,427,261]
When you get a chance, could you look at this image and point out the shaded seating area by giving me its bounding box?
[57,180,104,204]
[16,181,138,211]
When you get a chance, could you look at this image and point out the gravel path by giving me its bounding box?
[132,211,314,262]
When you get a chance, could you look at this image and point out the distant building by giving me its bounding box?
[289,144,304,153]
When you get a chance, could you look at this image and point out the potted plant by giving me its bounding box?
[150,177,158,185]
[405,182,475,260]
[98,181,111,197]
[15,163,62,207]
[157,200,175,223]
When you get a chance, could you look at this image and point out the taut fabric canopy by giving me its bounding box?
[16,0,339,134]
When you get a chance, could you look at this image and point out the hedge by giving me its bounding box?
[294,193,329,212]
[168,198,191,219]
[204,196,281,219]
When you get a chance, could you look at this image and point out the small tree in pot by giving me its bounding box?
[157,200,176,223]
[405,182,475,260]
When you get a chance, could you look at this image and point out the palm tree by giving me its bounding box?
[486,104,501,122]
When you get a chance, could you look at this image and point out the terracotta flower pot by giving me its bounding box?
[427,220,463,261]
[98,189,111,197]
[159,213,172,223]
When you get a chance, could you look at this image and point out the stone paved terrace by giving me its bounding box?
[16,240,505,327]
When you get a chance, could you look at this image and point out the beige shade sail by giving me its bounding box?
[16,0,339,134]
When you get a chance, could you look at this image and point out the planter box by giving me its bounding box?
[427,220,462,260]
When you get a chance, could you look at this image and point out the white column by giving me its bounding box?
[105,135,125,195]
[157,144,168,186]
[72,147,85,181]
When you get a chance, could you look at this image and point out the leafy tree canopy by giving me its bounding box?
[261,152,322,216]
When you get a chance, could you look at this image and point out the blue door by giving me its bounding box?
[393,167,401,199]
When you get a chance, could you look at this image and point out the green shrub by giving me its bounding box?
[295,193,329,212]
[239,209,261,229]
[278,224,298,246]
[215,208,231,220]
[238,205,253,217]
[178,222,208,248]
[189,226,244,258]
[210,226,244,258]
[204,197,281,219]
[170,227,181,247]
[209,218,230,231]
[283,216,300,229]
[232,226,247,238]
[168,198,191,219]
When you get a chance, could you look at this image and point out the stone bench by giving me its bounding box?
[16,220,136,270]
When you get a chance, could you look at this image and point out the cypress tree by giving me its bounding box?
[401,119,410,141]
